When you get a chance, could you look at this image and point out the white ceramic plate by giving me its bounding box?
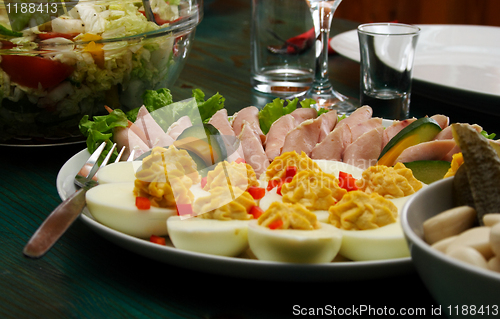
[331,25,500,115]
[56,147,413,282]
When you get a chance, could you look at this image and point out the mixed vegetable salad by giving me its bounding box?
[0,0,199,143]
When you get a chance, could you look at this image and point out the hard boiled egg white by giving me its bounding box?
[86,182,176,239]
[87,160,208,240]
[337,196,411,261]
[167,216,250,257]
[258,160,415,262]
[96,161,139,184]
[247,220,343,263]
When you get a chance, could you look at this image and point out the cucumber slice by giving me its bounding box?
[403,160,451,184]
[378,117,442,166]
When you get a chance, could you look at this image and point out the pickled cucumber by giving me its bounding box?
[451,123,500,224]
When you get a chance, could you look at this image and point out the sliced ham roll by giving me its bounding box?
[437,123,483,161]
[238,121,269,177]
[209,109,245,162]
[311,124,352,161]
[281,117,323,157]
[114,126,150,160]
[382,118,417,147]
[264,114,295,161]
[434,123,482,141]
[289,107,317,126]
[348,117,383,142]
[343,126,384,169]
[395,140,457,164]
[232,106,265,144]
[167,115,192,140]
[336,105,373,129]
[318,110,338,143]
[135,106,174,149]
[430,114,450,130]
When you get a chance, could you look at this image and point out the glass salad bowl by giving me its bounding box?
[0,0,202,145]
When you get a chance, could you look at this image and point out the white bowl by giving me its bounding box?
[401,177,500,316]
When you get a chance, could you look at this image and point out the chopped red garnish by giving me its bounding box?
[283,176,294,183]
[235,158,246,164]
[276,184,283,196]
[250,206,264,219]
[201,176,208,188]
[338,171,359,192]
[136,197,151,210]
[268,219,283,230]
[176,203,194,217]
[285,166,298,179]
[150,235,166,245]
[247,186,265,200]
[267,178,283,191]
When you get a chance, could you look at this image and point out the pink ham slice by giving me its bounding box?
[349,117,383,142]
[135,106,174,148]
[167,115,192,140]
[336,105,373,129]
[238,121,269,177]
[318,110,338,143]
[382,118,417,147]
[264,114,295,161]
[281,117,323,157]
[437,124,483,161]
[114,126,150,160]
[209,109,245,162]
[290,107,318,126]
[434,123,482,141]
[395,140,457,164]
[343,126,384,169]
[311,124,352,161]
[430,114,450,130]
[232,106,266,144]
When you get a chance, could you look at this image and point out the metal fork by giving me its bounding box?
[23,142,128,259]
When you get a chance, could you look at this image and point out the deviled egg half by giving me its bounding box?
[86,146,200,239]
[167,160,262,257]
[248,201,343,263]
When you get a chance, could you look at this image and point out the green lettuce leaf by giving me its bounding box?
[79,108,129,162]
[258,98,316,134]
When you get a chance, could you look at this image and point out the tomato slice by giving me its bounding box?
[0,55,74,89]
[37,32,79,40]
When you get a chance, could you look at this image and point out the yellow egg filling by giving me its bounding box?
[328,191,398,230]
[356,162,422,199]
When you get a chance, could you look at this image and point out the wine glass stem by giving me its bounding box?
[311,2,335,93]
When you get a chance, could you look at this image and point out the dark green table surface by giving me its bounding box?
[1,0,498,318]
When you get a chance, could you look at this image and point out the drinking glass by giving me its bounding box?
[303,0,358,114]
[358,23,420,120]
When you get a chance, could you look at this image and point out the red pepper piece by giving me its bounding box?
[267,178,283,191]
[150,235,166,245]
[285,166,298,179]
[268,219,283,230]
[235,158,246,164]
[276,185,283,196]
[248,186,265,200]
[136,197,151,210]
[338,171,359,192]
[250,206,264,219]
[176,203,194,217]
[201,176,208,189]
